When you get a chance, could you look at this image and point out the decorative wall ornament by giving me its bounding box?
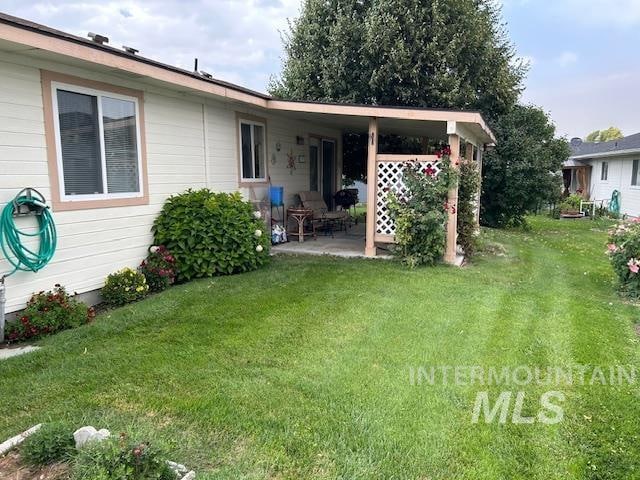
[286,150,296,174]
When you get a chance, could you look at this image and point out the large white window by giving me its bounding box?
[239,119,266,181]
[52,82,143,200]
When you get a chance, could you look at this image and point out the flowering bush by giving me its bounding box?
[102,267,149,307]
[5,285,93,343]
[73,433,175,480]
[607,220,640,297]
[387,146,458,267]
[139,246,177,293]
[152,189,270,281]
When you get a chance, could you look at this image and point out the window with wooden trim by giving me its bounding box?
[633,160,640,186]
[600,161,608,181]
[51,82,143,201]
[238,118,266,181]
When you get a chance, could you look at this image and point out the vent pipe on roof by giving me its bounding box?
[87,32,109,44]
[194,58,198,72]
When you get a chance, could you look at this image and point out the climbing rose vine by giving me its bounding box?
[386,146,458,267]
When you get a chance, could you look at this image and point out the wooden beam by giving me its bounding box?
[445,134,461,264]
[375,154,440,163]
[365,117,378,257]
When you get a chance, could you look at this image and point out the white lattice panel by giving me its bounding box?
[375,160,441,236]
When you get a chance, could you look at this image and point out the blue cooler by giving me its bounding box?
[270,186,284,206]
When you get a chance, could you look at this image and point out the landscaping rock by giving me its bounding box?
[73,426,110,448]
[0,424,41,456]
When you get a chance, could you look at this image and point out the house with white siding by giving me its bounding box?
[563,134,640,217]
[0,13,495,313]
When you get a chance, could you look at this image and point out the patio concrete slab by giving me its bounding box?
[0,345,40,360]
[272,223,392,259]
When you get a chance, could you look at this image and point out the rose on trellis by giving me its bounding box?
[386,146,458,267]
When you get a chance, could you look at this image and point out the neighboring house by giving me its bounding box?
[563,134,640,216]
[0,13,495,313]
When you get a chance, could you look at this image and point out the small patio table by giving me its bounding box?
[286,207,316,242]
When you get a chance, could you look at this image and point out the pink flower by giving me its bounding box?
[607,243,618,253]
[628,258,640,274]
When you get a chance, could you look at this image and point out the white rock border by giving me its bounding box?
[0,424,42,456]
[0,424,195,479]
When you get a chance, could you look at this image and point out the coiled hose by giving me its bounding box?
[0,189,57,279]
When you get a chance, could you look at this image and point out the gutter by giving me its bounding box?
[571,148,640,161]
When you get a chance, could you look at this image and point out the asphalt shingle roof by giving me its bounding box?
[571,133,640,158]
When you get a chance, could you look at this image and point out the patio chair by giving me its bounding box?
[298,191,349,236]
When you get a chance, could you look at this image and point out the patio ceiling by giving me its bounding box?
[269,109,449,140]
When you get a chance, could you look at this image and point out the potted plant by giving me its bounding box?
[559,194,583,218]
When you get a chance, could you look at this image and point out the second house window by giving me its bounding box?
[239,119,266,181]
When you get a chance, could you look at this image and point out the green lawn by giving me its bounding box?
[1,217,640,479]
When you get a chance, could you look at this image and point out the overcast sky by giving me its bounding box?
[2,0,639,139]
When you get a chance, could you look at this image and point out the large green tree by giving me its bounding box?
[481,105,570,227]
[270,0,525,122]
[586,127,623,143]
[271,0,568,226]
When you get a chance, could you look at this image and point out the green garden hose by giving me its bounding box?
[609,190,621,216]
[0,188,57,280]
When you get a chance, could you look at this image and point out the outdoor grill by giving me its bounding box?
[334,189,358,211]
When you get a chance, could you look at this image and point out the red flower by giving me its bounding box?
[423,165,437,177]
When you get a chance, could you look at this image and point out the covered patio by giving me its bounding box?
[266,102,496,263]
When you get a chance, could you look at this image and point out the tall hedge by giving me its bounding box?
[152,190,270,281]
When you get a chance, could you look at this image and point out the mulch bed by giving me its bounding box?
[0,451,70,480]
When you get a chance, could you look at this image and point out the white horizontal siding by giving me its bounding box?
[0,51,343,312]
[0,55,207,312]
[587,155,640,217]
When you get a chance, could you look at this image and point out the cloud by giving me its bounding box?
[522,70,640,137]
[554,51,578,67]
[1,0,303,93]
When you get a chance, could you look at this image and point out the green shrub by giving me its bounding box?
[607,220,640,297]
[152,189,270,281]
[387,148,457,267]
[72,434,175,480]
[102,267,149,307]
[457,159,481,257]
[21,422,75,466]
[559,194,582,213]
[139,246,177,293]
[6,285,93,343]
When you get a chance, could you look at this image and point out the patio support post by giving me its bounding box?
[365,117,378,257]
[445,134,461,264]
